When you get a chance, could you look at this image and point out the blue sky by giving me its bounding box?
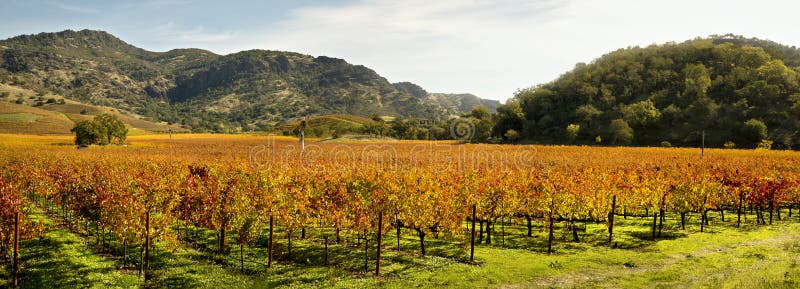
[1,0,799,101]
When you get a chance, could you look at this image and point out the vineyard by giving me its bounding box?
[2,133,800,288]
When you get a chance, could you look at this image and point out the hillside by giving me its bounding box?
[393,81,501,115]
[0,83,184,135]
[0,30,489,133]
[495,35,800,149]
[274,114,379,138]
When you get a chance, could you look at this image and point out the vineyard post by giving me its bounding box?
[145,211,151,281]
[324,235,329,266]
[299,119,306,151]
[470,204,476,263]
[13,211,19,288]
[526,215,532,237]
[700,211,705,232]
[396,214,401,252]
[363,232,369,272]
[547,198,554,254]
[376,211,382,276]
[769,191,775,225]
[737,191,743,228]
[268,215,273,268]
[608,195,616,244]
[651,211,658,240]
[701,130,705,158]
[501,217,505,247]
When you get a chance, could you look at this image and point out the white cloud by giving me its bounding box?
[151,22,239,45]
[46,1,101,14]
[246,0,571,101]
[168,0,800,101]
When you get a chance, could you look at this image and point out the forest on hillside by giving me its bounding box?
[493,35,800,149]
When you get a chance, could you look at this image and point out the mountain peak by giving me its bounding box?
[0,30,488,132]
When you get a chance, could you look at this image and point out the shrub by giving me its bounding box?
[565,124,580,142]
[756,139,773,150]
[504,129,520,142]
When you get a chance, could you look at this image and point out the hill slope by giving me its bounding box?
[0,83,184,135]
[496,35,800,149]
[0,30,489,133]
[392,81,501,115]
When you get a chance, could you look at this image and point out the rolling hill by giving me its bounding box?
[495,34,800,149]
[0,29,497,133]
[0,83,184,135]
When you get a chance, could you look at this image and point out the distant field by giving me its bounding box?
[0,83,187,135]
[0,101,76,134]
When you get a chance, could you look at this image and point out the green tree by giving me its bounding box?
[622,100,661,127]
[467,106,494,142]
[93,113,128,145]
[682,64,712,103]
[71,120,103,146]
[565,124,580,142]
[741,119,767,145]
[607,119,633,145]
[71,114,128,146]
[493,100,525,141]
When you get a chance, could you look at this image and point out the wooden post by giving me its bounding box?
[547,200,554,254]
[700,211,705,232]
[299,119,306,151]
[376,211,382,276]
[13,211,20,288]
[769,193,775,225]
[470,204,476,263]
[396,214,401,252]
[737,192,743,228]
[501,217,505,247]
[701,130,705,158]
[608,195,616,244]
[324,235,329,266]
[268,216,274,268]
[363,233,369,272]
[145,211,151,281]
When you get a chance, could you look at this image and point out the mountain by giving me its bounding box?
[0,82,185,135]
[392,81,501,115]
[0,29,484,133]
[427,93,501,114]
[495,34,800,149]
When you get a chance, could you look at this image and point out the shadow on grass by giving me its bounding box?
[18,231,119,289]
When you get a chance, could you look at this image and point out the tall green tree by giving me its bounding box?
[71,114,128,146]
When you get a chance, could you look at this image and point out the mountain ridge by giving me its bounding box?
[0,29,496,132]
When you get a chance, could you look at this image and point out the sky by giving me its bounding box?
[1,0,799,102]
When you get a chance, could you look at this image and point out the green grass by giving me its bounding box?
[0,112,41,123]
[5,209,800,288]
[0,208,140,289]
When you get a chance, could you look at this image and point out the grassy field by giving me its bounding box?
[0,83,186,135]
[0,101,75,134]
[4,206,799,288]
